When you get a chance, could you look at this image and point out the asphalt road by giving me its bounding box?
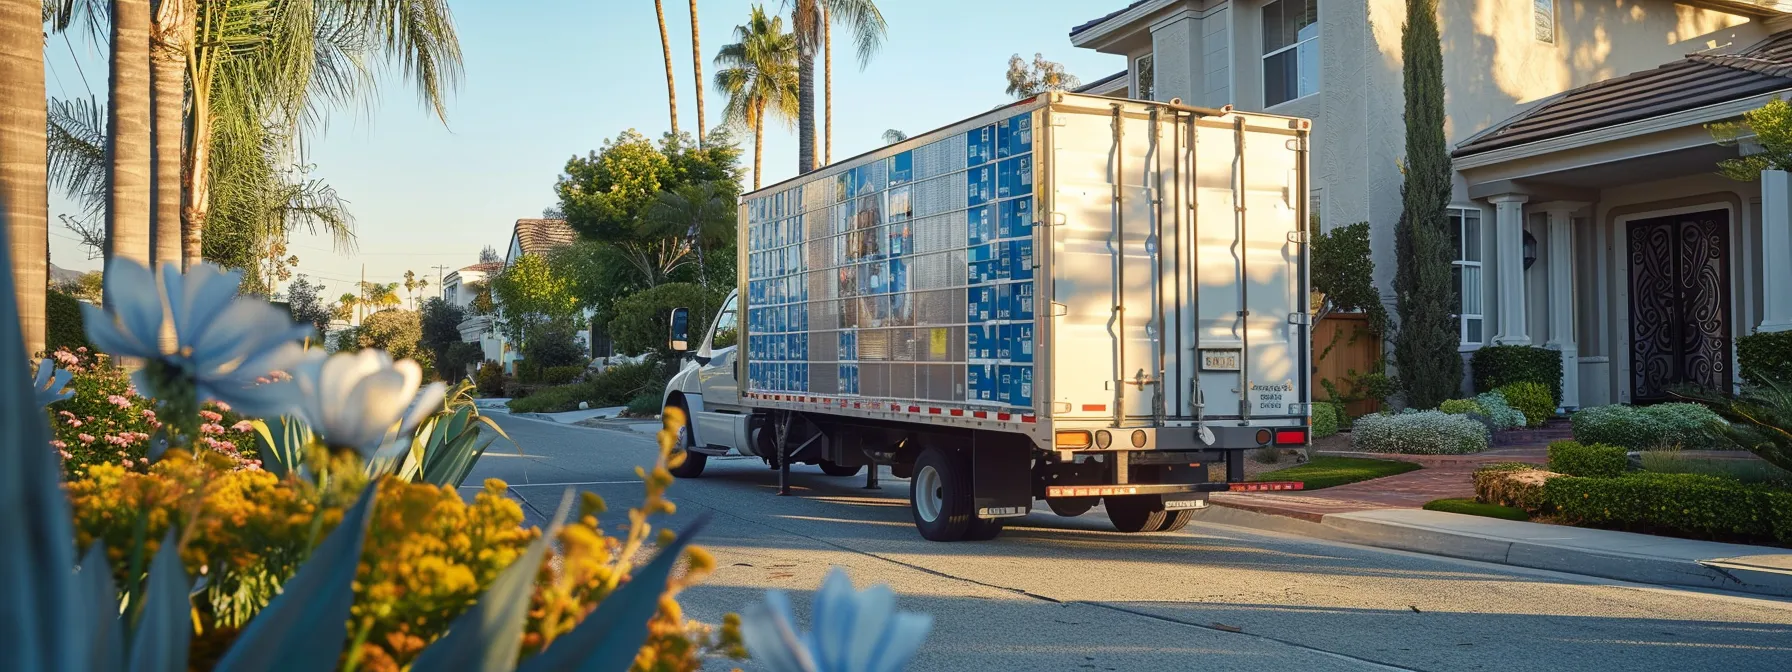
[468,414,1792,672]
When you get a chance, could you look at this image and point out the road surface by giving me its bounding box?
[467,414,1792,671]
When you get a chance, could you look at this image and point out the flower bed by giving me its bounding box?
[1351,410,1491,454]
[40,347,259,475]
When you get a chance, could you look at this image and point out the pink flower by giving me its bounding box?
[67,420,82,428]
[141,409,156,419]
[211,401,232,412]
[199,410,223,422]
[48,440,66,449]
[53,350,78,367]
[231,420,254,433]
[77,433,95,444]
[58,450,72,461]
[58,410,75,419]
[200,423,224,436]
[75,346,87,353]
[107,395,131,409]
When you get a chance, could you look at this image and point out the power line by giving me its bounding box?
[62,33,92,98]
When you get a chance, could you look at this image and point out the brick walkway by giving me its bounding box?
[1212,447,1548,522]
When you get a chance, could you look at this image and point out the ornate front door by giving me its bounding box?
[1627,210,1731,401]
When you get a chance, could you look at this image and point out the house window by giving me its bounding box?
[1134,54,1155,101]
[1262,0,1319,107]
[1449,207,1484,345]
[1534,0,1555,43]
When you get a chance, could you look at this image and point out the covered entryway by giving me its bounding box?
[1626,209,1733,400]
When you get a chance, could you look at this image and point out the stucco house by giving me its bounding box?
[1069,0,1792,409]
[482,218,588,373]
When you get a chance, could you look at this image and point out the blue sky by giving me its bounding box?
[47,0,1124,294]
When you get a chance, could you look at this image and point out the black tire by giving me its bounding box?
[668,410,707,478]
[1105,495,1169,533]
[1156,508,1194,533]
[909,446,973,541]
[819,460,863,477]
[964,516,1005,541]
[1047,496,1098,518]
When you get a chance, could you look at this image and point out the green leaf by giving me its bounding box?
[77,543,124,672]
[213,483,379,672]
[251,417,311,480]
[411,493,573,671]
[516,515,710,672]
[127,530,191,672]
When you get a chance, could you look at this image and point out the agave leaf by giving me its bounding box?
[127,530,191,672]
[213,483,379,672]
[0,226,86,671]
[78,544,124,672]
[250,417,311,480]
[447,435,500,489]
[422,429,488,488]
[411,493,574,672]
[516,515,711,672]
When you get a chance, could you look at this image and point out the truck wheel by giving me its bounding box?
[964,516,1005,541]
[1105,495,1169,533]
[1156,509,1194,533]
[1047,496,1098,518]
[910,446,973,541]
[819,460,862,477]
[668,410,707,478]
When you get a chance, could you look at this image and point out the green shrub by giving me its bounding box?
[1546,472,1792,544]
[1438,398,1483,416]
[1738,330,1792,386]
[1311,401,1341,439]
[505,361,665,414]
[625,392,663,417]
[1640,450,1792,485]
[523,318,588,368]
[1351,410,1490,454]
[44,289,89,354]
[475,360,505,397]
[1423,498,1529,521]
[1472,463,1556,512]
[1547,440,1627,478]
[1473,391,1527,430]
[1571,403,1726,450]
[540,365,585,385]
[1472,345,1563,406]
[1497,381,1555,428]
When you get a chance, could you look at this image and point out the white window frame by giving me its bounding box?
[1533,0,1555,43]
[1134,54,1155,101]
[1261,0,1320,108]
[1450,206,1485,348]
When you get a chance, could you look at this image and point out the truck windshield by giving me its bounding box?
[710,296,738,349]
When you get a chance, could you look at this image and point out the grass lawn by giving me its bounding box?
[1250,456,1420,490]
[1423,498,1529,521]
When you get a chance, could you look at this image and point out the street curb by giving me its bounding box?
[1197,503,1792,598]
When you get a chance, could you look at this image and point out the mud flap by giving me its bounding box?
[972,432,1033,519]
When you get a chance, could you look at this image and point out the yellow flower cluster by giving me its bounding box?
[65,409,745,672]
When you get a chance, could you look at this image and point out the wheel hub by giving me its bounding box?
[914,465,943,523]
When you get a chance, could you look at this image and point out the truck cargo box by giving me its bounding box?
[737,92,1310,450]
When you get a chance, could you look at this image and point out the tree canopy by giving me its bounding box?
[488,253,582,348]
[554,130,742,287]
[1004,53,1080,98]
[284,275,333,336]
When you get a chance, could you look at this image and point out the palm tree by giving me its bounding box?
[789,0,884,173]
[640,182,734,286]
[336,292,359,324]
[404,269,418,308]
[150,0,193,267]
[1,0,49,356]
[105,0,154,266]
[714,5,799,190]
[688,0,706,145]
[653,0,679,135]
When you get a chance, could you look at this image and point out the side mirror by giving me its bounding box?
[668,307,690,353]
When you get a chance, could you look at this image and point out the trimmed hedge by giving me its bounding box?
[1498,381,1555,427]
[1547,440,1626,478]
[1570,403,1727,450]
[475,361,505,397]
[1311,401,1342,439]
[1473,463,1556,512]
[1351,410,1491,454]
[1472,345,1563,406]
[1738,330,1792,386]
[45,289,90,354]
[1439,398,1483,416]
[540,365,585,385]
[1546,472,1792,544]
[506,361,665,414]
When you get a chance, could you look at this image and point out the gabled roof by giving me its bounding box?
[457,262,503,274]
[1454,31,1792,157]
[1070,0,1152,37]
[1075,70,1128,93]
[510,218,577,256]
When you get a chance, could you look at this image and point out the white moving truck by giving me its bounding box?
[663,92,1312,541]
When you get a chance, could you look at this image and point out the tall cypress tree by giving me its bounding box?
[1393,0,1461,409]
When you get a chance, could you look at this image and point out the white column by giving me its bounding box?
[1490,194,1531,345]
[1760,170,1792,333]
[1540,203,1585,410]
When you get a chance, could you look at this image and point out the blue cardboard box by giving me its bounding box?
[1010,324,1034,363]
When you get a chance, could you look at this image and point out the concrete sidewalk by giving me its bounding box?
[1197,505,1792,598]
[509,405,626,424]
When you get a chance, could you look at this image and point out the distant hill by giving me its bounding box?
[48,263,86,285]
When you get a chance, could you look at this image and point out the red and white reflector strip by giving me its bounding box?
[1046,485,1142,498]
[1229,481,1305,492]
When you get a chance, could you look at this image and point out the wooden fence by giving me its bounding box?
[1313,312,1383,417]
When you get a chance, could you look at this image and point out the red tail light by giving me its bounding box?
[1274,429,1308,445]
